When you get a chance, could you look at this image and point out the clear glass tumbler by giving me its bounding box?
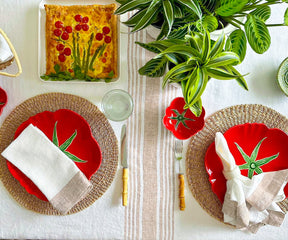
[101,89,134,121]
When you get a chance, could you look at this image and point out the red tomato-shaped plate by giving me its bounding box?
[205,123,288,203]
[0,87,8,115]
[6,109,102,201]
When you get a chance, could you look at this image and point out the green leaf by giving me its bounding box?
[225,29,247,62]
[108,70,114,78]
[64,151,87,163]
[216,0,249,17]
[196,15,218,32]
[163,62,195,87]
[185,68,208,106]
[40,75,50,80]
[201,31,211,62]
[174,5,183,18]
[206,67,243,80]
[132,1,161,32]
[114,0,151,14]
[59,130,77,151]
[54,64,60,73]
[284,7,288,26]
[256,153,279,166]
[209,33,225,58]
[138,56,167,77]
[205,52,240,68]
[163,0,174,34]
[157,20,170,40]
[136,42,162,54]
[52,122,59,146]
[187,98,202,117]
[176,0,202,18]
[251,6,271,22]
[122,9,147,27]
[224,65,248,90]
[159,45,201,59]
[244,14,271,54]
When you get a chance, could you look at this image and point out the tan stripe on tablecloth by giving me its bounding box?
[126,25,178,240]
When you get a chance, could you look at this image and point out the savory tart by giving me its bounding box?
[43,4,118,81]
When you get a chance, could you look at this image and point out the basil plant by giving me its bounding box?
[137,31,248,116]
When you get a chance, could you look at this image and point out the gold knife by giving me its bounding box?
[121,124,128,206]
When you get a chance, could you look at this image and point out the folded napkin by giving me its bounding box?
[215,132,288,233]
[2,124,92,214]
[0,33,13,63]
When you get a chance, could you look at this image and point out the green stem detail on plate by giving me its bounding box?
[0,102,5,105]
[236,137,279,179]
[52,121,87,163]
[169,109,195,130]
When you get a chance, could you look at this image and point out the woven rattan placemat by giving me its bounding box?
[186,104,288,223]
[0,92,118,215]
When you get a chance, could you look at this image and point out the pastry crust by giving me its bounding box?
[44,4,118,80]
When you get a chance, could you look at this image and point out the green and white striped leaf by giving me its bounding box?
[284,7,288,26]
[225,29,247,62]
[132,2,161,32]
[174,5,183,18]
[114,0,151,14]
[206,67,243,80]
[163,62,195,87]
[196,15,218,32]
[201,31,211,62]
[163,0,174,34]
[138,56,167,77]
[187,98,202,117]
[122,9,147,27]
[251,6,271,22]
[159,45,202,59]
[244,15,271,54]
[224,65,249,90]
[157,20,169,40]
[205,52,240,68]
[216,0,249,17]
[185,68,208,106]
[176,0,202,18]
[209,32,225,58]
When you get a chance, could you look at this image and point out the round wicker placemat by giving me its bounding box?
[186,104,288,223]
[0,92,118,215]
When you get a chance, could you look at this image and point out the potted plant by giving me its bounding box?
[115,0,288,61]
[114,0,203,40]
[136,30,248,116]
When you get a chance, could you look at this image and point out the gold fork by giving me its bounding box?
[174,139,185,211]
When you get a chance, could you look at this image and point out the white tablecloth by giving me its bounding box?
[1,1,288,239]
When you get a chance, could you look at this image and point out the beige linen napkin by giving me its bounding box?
[215,132,288,233]
[0,32,13,63]
[1,124,92,214]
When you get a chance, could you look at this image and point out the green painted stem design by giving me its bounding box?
[236,137,279,179]
[52,121,87,163]
[169,109,195,130]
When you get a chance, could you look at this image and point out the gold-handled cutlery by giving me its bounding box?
[175,139,185,211]
[121,124,128,206]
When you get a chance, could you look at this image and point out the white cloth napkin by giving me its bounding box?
[1,124,92,214]
[0,33,13,63]
[215,132,288,233]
